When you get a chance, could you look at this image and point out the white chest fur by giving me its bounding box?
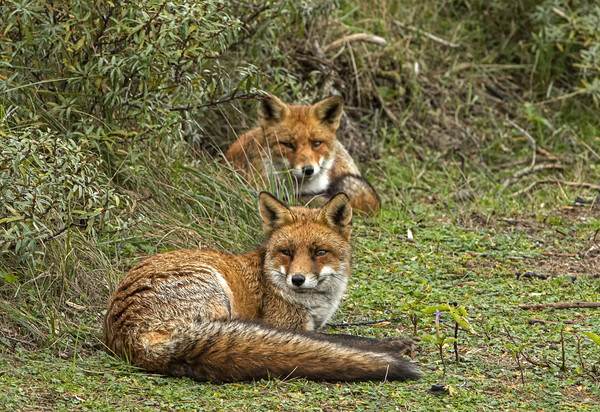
[298,157,334,195]
[303,273,348,330]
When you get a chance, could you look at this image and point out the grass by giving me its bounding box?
[2,150,599,411]
[2,0,600,410]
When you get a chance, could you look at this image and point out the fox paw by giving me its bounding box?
[377,337,417,355]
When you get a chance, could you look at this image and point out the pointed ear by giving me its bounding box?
[258,192,295,236]
[310,96,344,130]
[258,94,290,126]
[318,193,353,239]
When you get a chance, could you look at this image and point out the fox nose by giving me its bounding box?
[291,274,306,286]
[302,166,314,177]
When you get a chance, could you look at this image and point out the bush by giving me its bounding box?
[452,0,600,104]
[530,1,600,104]
[0,0,281,267]
[0,128,139,266]
[0,0,264,139]
[0,0,337,269]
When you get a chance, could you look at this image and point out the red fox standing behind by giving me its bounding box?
[224,95,380,215]
[104,192,419,382]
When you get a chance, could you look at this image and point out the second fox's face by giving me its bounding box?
[265,117,336,183]
[258,95,344,184]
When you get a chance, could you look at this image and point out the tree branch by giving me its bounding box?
[518,302,600,310]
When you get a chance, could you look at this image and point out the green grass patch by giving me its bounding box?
[2,0,600,410]
[3,149,599,411]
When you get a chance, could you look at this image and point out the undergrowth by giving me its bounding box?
[1,0,599,410]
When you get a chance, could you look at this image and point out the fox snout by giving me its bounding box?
[291,274,306,286]
[302,165,315,177]
[290,163,321,180]
[288,272,318,290]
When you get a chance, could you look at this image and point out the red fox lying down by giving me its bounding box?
[104,192,419,382]
[225,95,380,215]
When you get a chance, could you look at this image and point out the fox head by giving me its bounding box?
[258,95,344,182]
[258,191,352,297]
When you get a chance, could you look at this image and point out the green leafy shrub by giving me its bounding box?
[0,0,280,269]
[0,0,334,269]
[0,128,138,266]
[452,0,600,104]
[0,0,264,139]
[530,1,600,104]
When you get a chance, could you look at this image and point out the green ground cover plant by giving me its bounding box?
[1,0,599,410]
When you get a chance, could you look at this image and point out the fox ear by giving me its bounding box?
[318,193,353,239]
[311,96,344,130]
[259,192,295,236]
[258,94,290,126]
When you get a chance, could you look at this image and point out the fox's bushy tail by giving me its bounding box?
[132,320,420,382]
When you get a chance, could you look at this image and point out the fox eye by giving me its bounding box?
[280,249,292,256]
[312,141,322,148]
[280,142,294,150]
[315,250,327,257]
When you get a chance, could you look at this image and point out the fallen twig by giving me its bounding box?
[293,53,337,69]
[520,349,554,368]
[453,321,460,363]
[396,235,416,243]
[579,245,599,259]
[500,218,531,226]
[323,33,387,53]
[493,150,560,171]
[393,20,460,48]
[560,327,567,372]
[534,89,589,106]
[541,251,578,257]
[130,194,154,214]
[0,333,35,348]
[517,272,551,280]
[536,146,560,161]
[501,164,565,191]
[327,316,403,327]
[516,272,576,282]
[529,319,574,325]
[514,179,600,197]
[518,302,600,310]
[348,39,362,106]
[493,158,534,171]
[574,194,600,208]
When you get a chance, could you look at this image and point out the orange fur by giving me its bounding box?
[225,95,379,214]
[104,193,418,382]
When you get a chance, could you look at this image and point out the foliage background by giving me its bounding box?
[1,0,599,410]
